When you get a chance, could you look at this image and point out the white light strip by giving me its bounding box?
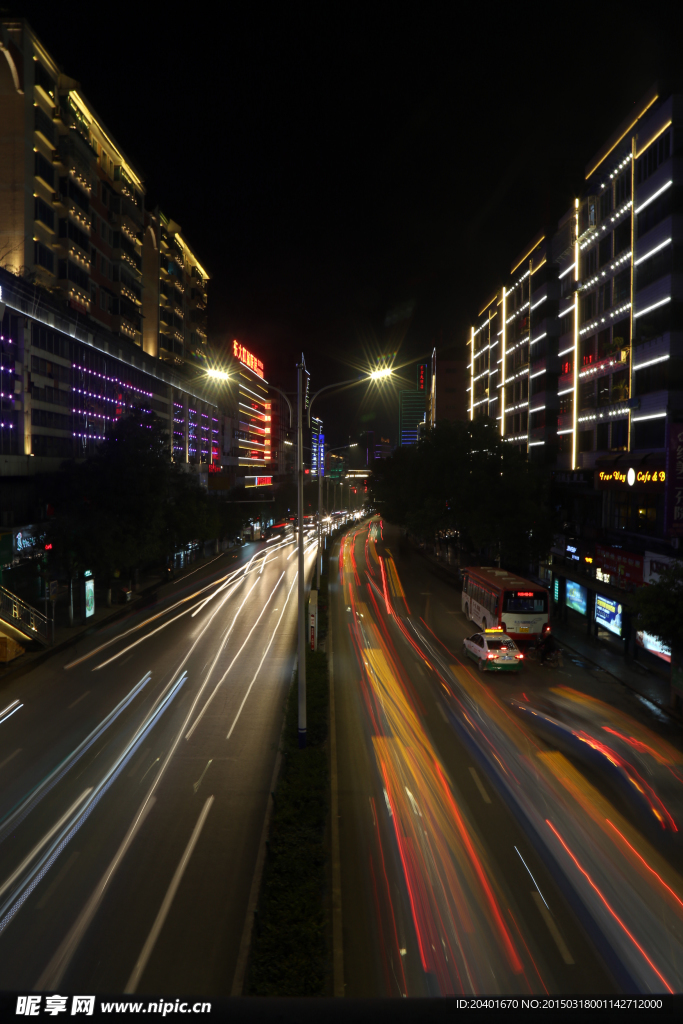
[529,405,546,412]
[559,262,576,279]
[634,238,672,266]
[529,441,545,446]
[631,412,667,422]
[559,305,574,319]
[557,428,574,435]
[633,353,669,371]
[635,180,672,214]
[530,296,547,311]
[558,346,574,357]
[634,296,670,319]
[530,368,546,379]
[557,387,574,396]
[530,333,547,345]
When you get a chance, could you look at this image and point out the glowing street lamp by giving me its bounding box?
[205,368,231,381]
[369,367,392,381]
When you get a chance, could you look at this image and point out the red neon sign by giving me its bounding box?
[44,543,53,550]
[233,340,264,378]
[517,592,534,597]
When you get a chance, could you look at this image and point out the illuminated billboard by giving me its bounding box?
[245,476,272,488]
[595,593,622,636]
[566,580,587,616]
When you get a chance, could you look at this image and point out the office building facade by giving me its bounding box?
[399,364,428,445]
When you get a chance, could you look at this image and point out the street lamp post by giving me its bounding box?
[297,360,306,748]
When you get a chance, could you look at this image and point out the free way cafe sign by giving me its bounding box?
[596,467,665,488]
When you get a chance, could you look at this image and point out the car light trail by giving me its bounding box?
[546,819,674,993]
[185,571,285,741]
[0,701,22,726]
[0,672,152,843]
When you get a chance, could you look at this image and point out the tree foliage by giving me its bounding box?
[51,411,226,578]
[373,419,553,570]
[629,562,683,650]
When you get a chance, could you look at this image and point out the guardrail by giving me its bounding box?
[0,586,53,646]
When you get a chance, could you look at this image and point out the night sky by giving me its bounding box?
[15,4,673,445]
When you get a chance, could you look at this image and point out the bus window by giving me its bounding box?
[503,591,548,613]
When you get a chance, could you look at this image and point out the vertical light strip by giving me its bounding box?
[526,257,532,454]
[488,309,493,418]
[571,198,579,470]
[628,137,636,452]
[469,326,474,421]
[500,288,506,437]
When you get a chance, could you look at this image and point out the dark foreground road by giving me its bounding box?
[0,531,318,996]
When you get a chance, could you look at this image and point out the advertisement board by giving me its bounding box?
[595,593,622,636]
[566,580,587,615]
[636,631,671,663]
[84,577,95,619]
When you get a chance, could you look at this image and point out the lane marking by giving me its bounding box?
[0,749,21,772]
[36,851,80,910]
[35,796,157,991]
[531,891,575,965]
[0,790,92,901]
[67,691,90,710]
[186,572,285,742]
[193,760,212,794]
[124,795,214,993]
[468,766,491,804]
[127,748,151,778]
[226,574,298,741]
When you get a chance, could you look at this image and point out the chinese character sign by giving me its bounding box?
[232,339,264,379]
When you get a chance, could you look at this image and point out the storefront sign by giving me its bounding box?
[665,418,683,536]
[595,593,622,636]
[566,580,587,615]
[597,468,665,488]
[13,527,47,556]
[595,544,643,585]
[244,476,272,488]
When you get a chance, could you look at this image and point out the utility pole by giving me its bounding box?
[316,439,324,590]
[297,358,306,748]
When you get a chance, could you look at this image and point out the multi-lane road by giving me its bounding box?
[332,518,683,997]
[0,530,318,996]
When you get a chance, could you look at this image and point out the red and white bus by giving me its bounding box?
[461,567,549,643]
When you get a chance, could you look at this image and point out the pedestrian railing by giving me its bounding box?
[0,585,52,645]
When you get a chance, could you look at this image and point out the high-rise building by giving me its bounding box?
[428,349,467,427]
[0,19,209,374]
[399,365,427,446]
[467,84,683,677]
[230,339,270,480]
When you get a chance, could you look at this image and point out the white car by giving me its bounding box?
[462,629,523,673]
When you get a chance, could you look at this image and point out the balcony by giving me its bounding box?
[577,350,628,383]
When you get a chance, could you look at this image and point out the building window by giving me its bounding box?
[600,190,612,223]
[578,429,593,452]
[34,196,55,231]
[610,418,628,450]
[34,151,54,188]
[636,130,670,185]
[598,233,612,267]
[596,422,609,449]
[632,418,666,449]
[34,240,54,273]
[614,219,630,254]
[615,171,630,206]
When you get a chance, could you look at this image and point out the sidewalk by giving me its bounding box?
[0,545,245,687]
[551,618,677,719]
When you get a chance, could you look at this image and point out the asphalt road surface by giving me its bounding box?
[0,530,318,996]
[332,518,683,997]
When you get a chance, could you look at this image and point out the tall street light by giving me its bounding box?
[292,362,392,747]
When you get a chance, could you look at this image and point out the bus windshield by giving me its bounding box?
[503,591,547,613]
